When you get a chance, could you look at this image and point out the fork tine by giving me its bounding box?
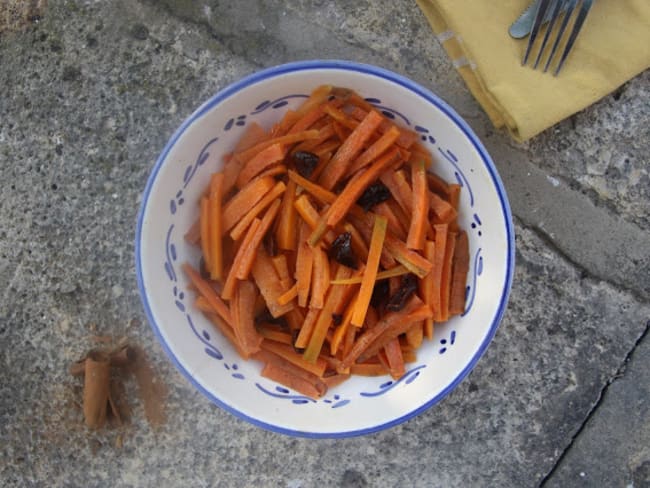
[553,0,593,75]
[533,0,563,69]
[522,0,552,65]
[543,0,578,72]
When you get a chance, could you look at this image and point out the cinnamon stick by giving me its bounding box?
[82,350,110,429]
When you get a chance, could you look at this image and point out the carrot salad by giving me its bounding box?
[183,85,470,399]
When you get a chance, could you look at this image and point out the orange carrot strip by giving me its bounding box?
[222,176,275,233]
[260,362,326,400]
[323,104,359,131]
[295,85,333,117]
[303,266,354,363]
[350,362,389,376]
[257,326,293,345]
[235,199,282,280]
[322,374,350,388]
[430,191,457,223]
[346,125,401,176]
[230,181,286,241]
[384,337,406,380]
[421,240,436,339]
[432,224,448,322]
[271,254,292,288]
[338,296,424,370]
[310,246,330,309]
[292,123,336,153]
[221,218,262,300]
[357,304,434,363]
[427,171,451,199]
[330,265,409,285]
[277,283,298,306]
[407,160,428,250]
[194,296,213,313]
[200,197,212,271]
[288,170,336,205]
[250,247,295,318]
[293,195,337,245]
[318,110,384,190]
[223,155,246,195]
[374,202,407,240]
[208,173,225,280]
[269,109,299,137]
[348,213,397,270]
[408,142,433,167]
[448,183,461,210]
[233,122,270,152]
[289,99,343,135]
[380,170,413,215]
[440,231,457,322]
[330,293,357,355]
[235,130,319,164]
[383,230,433,278]
[182,263,232,325]
[405,321,424,349]
[185,218,201,244]
[261,339,327,377]
[351,215,387,327]
[275,179,298,251]
[449,231,470,316]
[236,143,286,188]
[294,307,321,349]
[231,280,263,358]
[205,313,248,359]
[295,222,314,307]
[349,107,418,149]
[253,163,287,181]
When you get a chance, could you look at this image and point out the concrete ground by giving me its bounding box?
[1,1,648,486]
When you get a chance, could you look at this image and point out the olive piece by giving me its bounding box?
[291,151,319,178]
[328,232,358,269]
[386,274,419,312]
[356,181,391,211]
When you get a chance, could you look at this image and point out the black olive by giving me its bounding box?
[291,151,319,178]
[386,274,419,312]
[329,232,358,269]
[255,308,289,329]
[332,314,343,326]
[370,279,390,309]
[357,181,391,211]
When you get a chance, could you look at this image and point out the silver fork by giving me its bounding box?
[522,0,594,75]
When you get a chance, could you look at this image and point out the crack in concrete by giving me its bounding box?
[537,320,650,487]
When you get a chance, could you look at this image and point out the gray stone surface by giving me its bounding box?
[1,1,648,487]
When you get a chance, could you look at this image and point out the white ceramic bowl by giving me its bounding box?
[136,60,515,437]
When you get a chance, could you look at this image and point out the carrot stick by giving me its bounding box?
[430,191,457,223]
[231,280,263,358]
[277,283,298,306]
[288,170,336,205]
[427,171,451,199]
[318,109,384,190]
[405,321,424,349]
[374,202,407,240]
[182,263,232,325]
[303,266,354,362]
[295,222,314,307]
[200,197,211,271]
[338,296,423,371]
[221,218,262,300]
[407,160,428,250]
[322,374,350,388]
[270,109,299,137]
[380,170,413,215]
[185,218,201,244]
[449,231,470,316]
[205,312,248,359]
[230,181,286,241]
[260,362,326,400]
[293,195,337,245]
[256,325,293,345]
[383,230,433,278]
[357,304,434,363]
[235,143,286,188]
[294,307,320,349]
[261,339,327,377]
[330,265,409,285]
[292,123,336,153]
[384,337,406,380]
[346,125,401,176]
[233,122,270,152]
[350,362,389,376]
[323,104,359,131]
[250,247,295,318]
[349,107,418,149]
[309,147,400,246]
[254,164,287,180]
[310,246,330,309]
[222,155,245,195]
[222,176,275,233]
[235,130,319,164]
[208,173,225,281]
[421,240,436,339]
[271,254,292,289]
[235,199,282,280]
[330,293,357,355]
[275,179,298,251]
[440,231,457,322]
[432,224,448,322]
[351,215,387,327]
[193,296,213,313]
[295,85,333,118]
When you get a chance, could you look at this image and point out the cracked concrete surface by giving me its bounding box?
[1,1,648,486]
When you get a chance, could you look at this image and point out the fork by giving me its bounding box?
[522,0,594,75]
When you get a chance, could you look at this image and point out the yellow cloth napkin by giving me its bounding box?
[416,0,650,141]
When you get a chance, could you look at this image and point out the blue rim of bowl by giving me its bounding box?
[135,59,515,438]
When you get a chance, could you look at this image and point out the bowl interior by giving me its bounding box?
[136,61,514,437]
